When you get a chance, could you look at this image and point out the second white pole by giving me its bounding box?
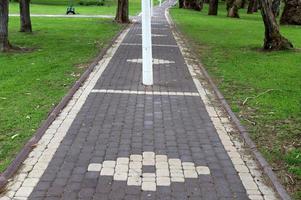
[142,0,153,86]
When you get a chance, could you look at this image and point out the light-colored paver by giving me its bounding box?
[142,182,156,191]
[88,163,102,172]
[82,153,211,191]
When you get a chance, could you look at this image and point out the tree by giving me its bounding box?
[227,0,241,18]
[0,0,10,52]
[183,0,203,11]
[19,0,32,32]
[247,0,254,13]
[179,0,184,8]
[259,0,293,50]
[208,0,218,15]
[271,0,280,17]
[252,0,258,12]
[115,0,129,23]
[240,0,246,8]
[280,0,301,25]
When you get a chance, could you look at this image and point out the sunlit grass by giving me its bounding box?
[0,17,122,172]
[171,4,301,199]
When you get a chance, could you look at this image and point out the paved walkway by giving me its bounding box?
[1,1,279,200]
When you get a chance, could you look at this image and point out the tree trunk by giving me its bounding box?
[226,0,233,12]
[208,0,218,15]
[227,0,241,17]
[252,0,258,12]
[240,0,246,8]
[271,0,280,17]
[247,0,254,13]
[115,0,129,23]
[259,0,293,50]
[183,0,202,11]
[0,0,10,52]
[280,0,301,25]
[179,0,184,8]
[19,0,32,32]
[199,0,204,10]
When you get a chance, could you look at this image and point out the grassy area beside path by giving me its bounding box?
[170,4,301,199]
[9,0,161,16]
[0,17,122,173]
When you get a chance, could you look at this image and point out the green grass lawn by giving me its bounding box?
[170,4,301,199]
[10,3,121,15]
[9,0,161,15]
[0,17,122,173]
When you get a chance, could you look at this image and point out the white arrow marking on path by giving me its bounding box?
[87,152,210,191]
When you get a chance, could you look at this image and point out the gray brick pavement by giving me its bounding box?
[27,2,249,199]
[0,1,278,200]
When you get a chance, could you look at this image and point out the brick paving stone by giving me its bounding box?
[141,182,156,191]
[87,163,102,172]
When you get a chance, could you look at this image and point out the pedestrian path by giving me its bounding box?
[1,1,279,200]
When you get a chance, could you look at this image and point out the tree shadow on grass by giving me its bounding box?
[1,45,37,54]
[249,46,301,53]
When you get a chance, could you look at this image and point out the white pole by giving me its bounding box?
[159,0,161,6]
[142,0,153,86]
[151,0,153,16]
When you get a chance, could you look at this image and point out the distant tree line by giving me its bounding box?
[179,0,301,50]
[1,0,300,52]
[0,0,130,52]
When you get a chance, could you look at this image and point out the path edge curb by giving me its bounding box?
[0,23,129,191]
[165,7,291,200]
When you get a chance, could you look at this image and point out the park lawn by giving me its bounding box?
[9,3,122,15]
[0,17,122,172]
[9,0,161,16]
[170,4,301,199]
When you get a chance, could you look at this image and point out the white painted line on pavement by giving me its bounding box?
[91,89,200,96]
[127,58,175,64]
[137,33,168,37]
[121,43,178,48]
